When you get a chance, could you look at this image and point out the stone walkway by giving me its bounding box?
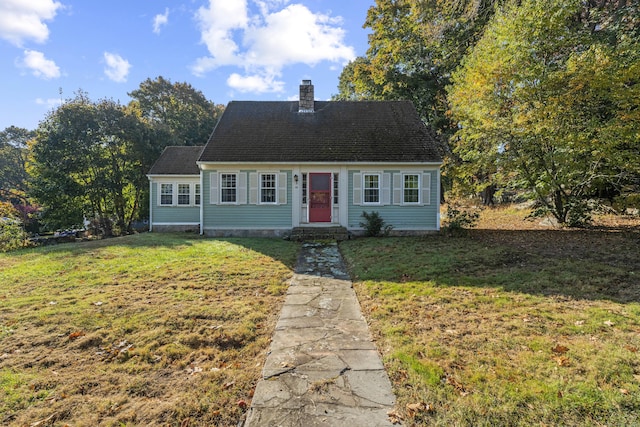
[244,242,396,426]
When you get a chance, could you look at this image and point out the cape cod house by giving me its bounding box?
[147,80,442,237]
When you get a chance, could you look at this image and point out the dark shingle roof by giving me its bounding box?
[148,146,204,175]
[198,101,442,163]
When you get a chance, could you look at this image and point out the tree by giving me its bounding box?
[128,76,224,151]
[337,0,503,125]
[0,126,33,202]
[448,0,640,224]
[0,201,26,252]
[335,0,505,201]
[30,92,153,234]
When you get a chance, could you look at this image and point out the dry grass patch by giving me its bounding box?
[341,207,640,426]
[0,233,298,426]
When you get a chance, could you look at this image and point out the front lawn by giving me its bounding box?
[0,234,298,426]
[341,210,640,426]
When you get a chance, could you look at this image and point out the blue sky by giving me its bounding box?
[0,0,373,131]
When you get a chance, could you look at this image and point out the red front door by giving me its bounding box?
[309,173,331,222]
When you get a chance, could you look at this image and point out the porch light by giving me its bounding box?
[294,174,299,183]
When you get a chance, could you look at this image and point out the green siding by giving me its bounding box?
[348,169,438,230]
[202,170,292,229]
[150,182,200,223]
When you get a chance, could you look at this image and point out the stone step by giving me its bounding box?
[289,226,350,242]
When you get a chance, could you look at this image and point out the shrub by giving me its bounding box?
[360,211,393,237]
[0,202,26,252]
[443,204,480,233]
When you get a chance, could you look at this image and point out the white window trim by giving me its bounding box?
[362,173,382,205]
[259,172,278,205]
[157,181,200,207]
[160,183,174,206]
[177,183,191,206]
[402,173,421,205]
[247,171,287,205]
[220,172,239,205]
[194,183,201,206]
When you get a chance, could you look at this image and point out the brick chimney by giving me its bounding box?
[298,80,314,113]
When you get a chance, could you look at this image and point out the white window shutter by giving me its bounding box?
[382,173,391,205]
[422,173,431,205]
[210,173,218,204]
[393,173,402,205]
[249,172,258,205]
[352,173,362,206]
[238,172,247,204]
[278,173,287,205]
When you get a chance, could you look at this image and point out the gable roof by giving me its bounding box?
[198,101,442,163]
[148,146,204,175]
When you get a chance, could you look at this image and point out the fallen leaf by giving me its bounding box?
[624,345,638,353]
[68,331,85,340]
[574,320,585,326]
[387,409,403,424]
[406,402,433,416]
[554,356,570,367]
[222,381,235,390]
[237,399,248,409]
[551,344,569,354]
[604,320,615,327]
[620,388,630,395]
[445,375,470,396]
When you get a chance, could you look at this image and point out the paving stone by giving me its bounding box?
[244,243,396,427]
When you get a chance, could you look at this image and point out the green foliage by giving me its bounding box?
[30,92,153,234]
[443,204,480,233]
[0,202,26,252]
[128,76,224,149]
[0,126,32,203]
[360,211,393,237]
[448,0,640,225]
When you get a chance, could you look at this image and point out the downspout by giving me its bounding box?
[199,169,204,235]
[436,168,441,231]
[148,178,153,232]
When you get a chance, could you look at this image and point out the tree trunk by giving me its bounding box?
[481,184,496,206]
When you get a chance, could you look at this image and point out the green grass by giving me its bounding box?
[0,233,298,426]
[341,231,640,426]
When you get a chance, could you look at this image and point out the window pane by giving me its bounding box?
[310,174,330,191]
[302,173,307,204]
[195,184,201,205]
[261,174,276,203]
[178,184,190,205]
[160,184,173,205]
[221,174,237,203]
[404,175,419,203]
[333,173,339,204]
[363,174,379,203]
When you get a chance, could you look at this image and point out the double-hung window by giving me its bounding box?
[194,184,201,206]
[160,183,173,205]
[178,184,191,205]
[260,173,277,204]
[301,173,308,205]
[333,173,339,204]
[363,174,380,204]
[403,174,420,204]
[221,173,237,203]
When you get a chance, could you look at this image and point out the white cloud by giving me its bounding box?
[0,0,63,46]
[21,49,60,79]
[103,52,131,83]
[191,1,355,93]
[227,72,285,93]
[153,8,169,34]
[35,97,63,109]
